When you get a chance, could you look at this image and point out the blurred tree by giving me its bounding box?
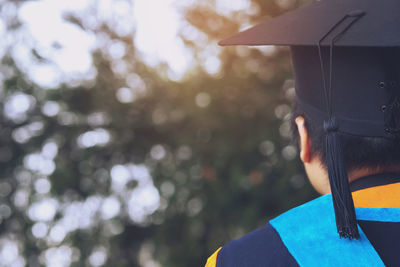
[0,0,316,266]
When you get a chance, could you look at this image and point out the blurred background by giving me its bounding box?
[0,0,317,266]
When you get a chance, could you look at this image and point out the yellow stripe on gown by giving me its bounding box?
[352,182,400,208]
[205,247,221,267]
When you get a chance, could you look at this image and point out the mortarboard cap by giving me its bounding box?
[219,0,400,47]
[219,0,400,239]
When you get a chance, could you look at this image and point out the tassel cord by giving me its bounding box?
[316,11,365,240]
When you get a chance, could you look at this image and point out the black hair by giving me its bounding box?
[291,101,400,172]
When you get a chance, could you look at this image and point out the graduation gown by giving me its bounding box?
[205,173,400,267]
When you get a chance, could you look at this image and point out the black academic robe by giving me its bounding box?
[206,173,400,267]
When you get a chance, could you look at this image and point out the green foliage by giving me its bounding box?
[0,0,317,266]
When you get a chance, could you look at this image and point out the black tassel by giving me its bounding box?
[324,118,360,240]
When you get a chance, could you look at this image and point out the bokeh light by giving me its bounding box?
[0,0,313,265]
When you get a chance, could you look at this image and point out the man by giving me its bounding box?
[206,0,400,266]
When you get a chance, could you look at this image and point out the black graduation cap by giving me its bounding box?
[219,0,400,239]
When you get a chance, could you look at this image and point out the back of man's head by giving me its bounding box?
[291,101,400,173]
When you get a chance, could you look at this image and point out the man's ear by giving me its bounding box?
[295,116,312,163]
